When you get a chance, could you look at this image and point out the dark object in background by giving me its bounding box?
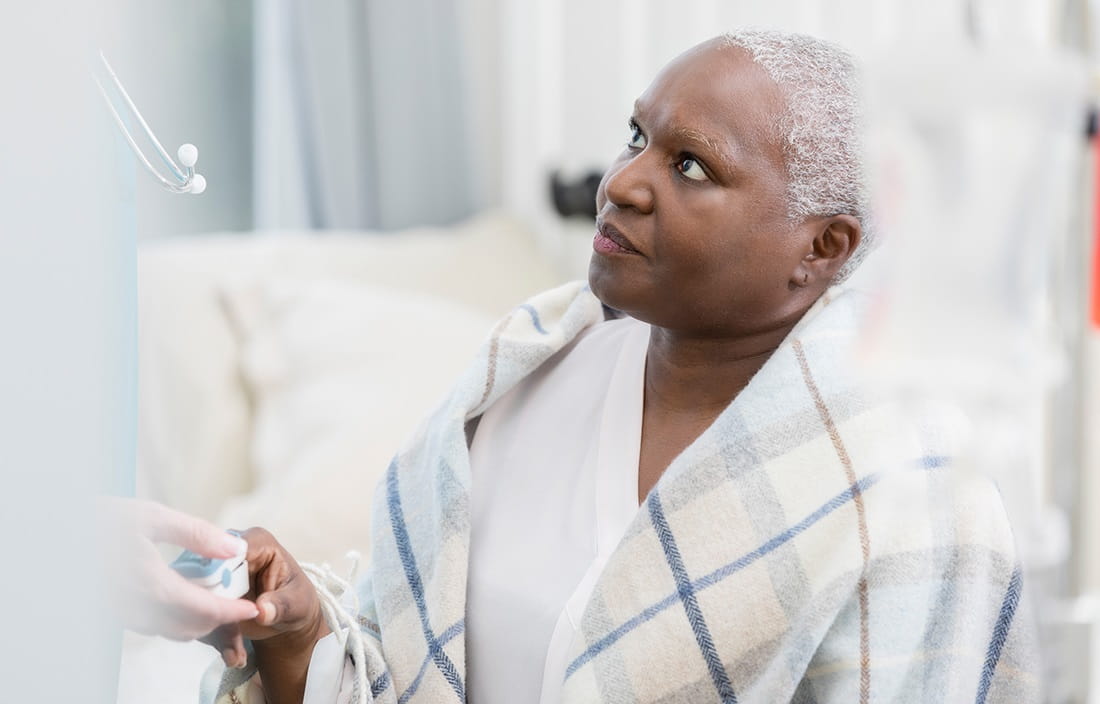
[550,170,603,220]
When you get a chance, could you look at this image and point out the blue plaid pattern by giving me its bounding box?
[647,491,739,703]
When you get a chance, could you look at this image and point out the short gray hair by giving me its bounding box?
[721,30,871,283]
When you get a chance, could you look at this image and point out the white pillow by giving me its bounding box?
[136,214,561,523]
[137,250,257,521]
[216,279,496,567]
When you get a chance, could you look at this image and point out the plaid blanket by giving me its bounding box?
[218,280,1038,703]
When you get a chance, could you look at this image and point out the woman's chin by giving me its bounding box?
[586,258,617,306]
[588,259,640,318]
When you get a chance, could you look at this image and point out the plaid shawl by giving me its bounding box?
[218,280,1038,703]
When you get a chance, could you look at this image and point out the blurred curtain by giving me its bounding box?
[254,0,478,230]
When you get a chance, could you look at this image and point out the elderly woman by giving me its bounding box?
[212,30,1036,704]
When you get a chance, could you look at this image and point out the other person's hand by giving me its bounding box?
[96,497,259,642]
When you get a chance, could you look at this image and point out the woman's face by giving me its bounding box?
[589,42,820,338]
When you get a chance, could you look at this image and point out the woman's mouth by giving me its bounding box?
[593,222,640,255]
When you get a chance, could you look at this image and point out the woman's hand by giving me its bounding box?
[207,527,331,704]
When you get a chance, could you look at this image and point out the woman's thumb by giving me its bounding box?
[256,595,281,627]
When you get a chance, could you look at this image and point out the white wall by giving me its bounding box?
[0,3,138,701]
[1085,330,1100,592]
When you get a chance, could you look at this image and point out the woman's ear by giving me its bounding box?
[791,215,861,288]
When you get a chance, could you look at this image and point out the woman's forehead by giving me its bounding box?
[634,44,785,160]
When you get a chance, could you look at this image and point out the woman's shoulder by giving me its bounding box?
[860,405,1022,581]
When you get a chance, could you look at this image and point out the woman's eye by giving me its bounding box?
[678,156,708,181]
[627,124,647,149]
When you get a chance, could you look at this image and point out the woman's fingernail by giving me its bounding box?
[259,601,275,624]
[245,603,260,619]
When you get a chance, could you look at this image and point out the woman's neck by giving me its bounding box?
[635,322,798,504]
[643,322,796,417]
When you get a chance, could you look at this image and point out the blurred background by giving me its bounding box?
[2,0,1099,702]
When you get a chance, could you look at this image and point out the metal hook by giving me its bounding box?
[93,52,206,195]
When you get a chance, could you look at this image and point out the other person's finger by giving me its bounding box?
[142,502,246,558]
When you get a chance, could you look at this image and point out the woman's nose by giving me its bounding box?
[600,152,655,215]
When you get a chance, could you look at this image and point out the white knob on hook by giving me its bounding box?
[190,173,207,195]
[178,143,199,168]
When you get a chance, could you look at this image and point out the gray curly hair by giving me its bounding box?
[721,30,871,283]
